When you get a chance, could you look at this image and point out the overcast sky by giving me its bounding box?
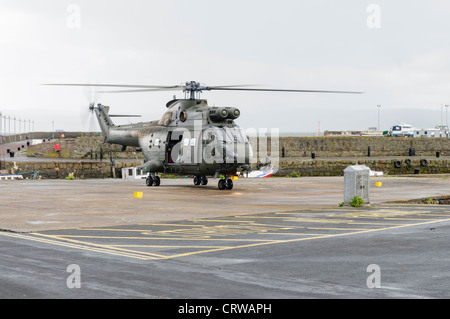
[1,0,450,133]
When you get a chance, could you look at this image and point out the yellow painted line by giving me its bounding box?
[306,227,369,231]
[415,214,450,217]
[257,232,327,236]
[52,234,278,242]
[78,228,163,232]
[33,233,166,259]
[187,219,257,223]
[159,217,450,260]
[382,218,434,221]
[0,232,151,260]
[4,210,450,261]
[112,245,227,248]
[137,223,206,227]
[348,222,405,225]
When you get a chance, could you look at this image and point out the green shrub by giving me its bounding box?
[288,171,300,178]
[350,196,364,207]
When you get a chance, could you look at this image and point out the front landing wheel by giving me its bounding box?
[146,176,153,186]
[225,179,233,190]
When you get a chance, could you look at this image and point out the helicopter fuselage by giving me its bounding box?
[93,99,252,179]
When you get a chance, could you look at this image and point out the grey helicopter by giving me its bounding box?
[46,81,361,190]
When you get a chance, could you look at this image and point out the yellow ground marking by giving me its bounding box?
[112,245,226,248]
[306,227,369,231]
[32,233,167,259]
[0,232,151,260]
[3,213,450,261]
[137,223,206,227]
[47,235,277,242]
[257,232,327,236]
[161,217,450,260]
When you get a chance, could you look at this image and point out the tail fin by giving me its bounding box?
[91,103,115,142]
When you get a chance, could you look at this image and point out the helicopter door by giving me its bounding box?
[149,131,167,163]
[166,130,198,165]
[180,135,195,164]
[166,131,183,164]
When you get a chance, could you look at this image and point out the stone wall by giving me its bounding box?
[2,160,142,179]
[27,136,144,160]
[251,136,450,176]
[275,158,450,177]
[251,136,450,158]
[4,135,449,178]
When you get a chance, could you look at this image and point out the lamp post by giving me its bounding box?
[446,105,449,127]
[377,105,381,132]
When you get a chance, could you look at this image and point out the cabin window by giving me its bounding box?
[154,138,160,146]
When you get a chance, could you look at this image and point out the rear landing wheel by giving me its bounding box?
[200,175,208,185]
[153,176,161,186]
[218,179,226,190]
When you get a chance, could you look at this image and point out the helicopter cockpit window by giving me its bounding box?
[203,127,248,144]
[223,127,248,143]
[203,128,220,144]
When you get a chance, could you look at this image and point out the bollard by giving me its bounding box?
[368,146,371,157]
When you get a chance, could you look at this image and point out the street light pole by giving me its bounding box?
[446,105,449,128]
[377,105,381,132]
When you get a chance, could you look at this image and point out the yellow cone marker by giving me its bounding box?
[134,192,143,198]
[375,182,382,187]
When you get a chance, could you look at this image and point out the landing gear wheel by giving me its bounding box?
[200,175,208,185]
[153,176,161,186]
[225,179,233,190]
[146,176,153,186]
[218,179,226,190]
[193,175,201,185]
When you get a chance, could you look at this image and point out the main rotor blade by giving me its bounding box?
[206,87,363,94]
[44,82,363,94]
[109,114,142,117]
[98,88,183,93]
[44,83,181,89]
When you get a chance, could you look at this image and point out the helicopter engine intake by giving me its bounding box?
[208,107,240,122]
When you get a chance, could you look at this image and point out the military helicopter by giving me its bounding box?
[46,81,361,190]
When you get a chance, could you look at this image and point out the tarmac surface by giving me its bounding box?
[1,176,450,232]
[1,176,450,299]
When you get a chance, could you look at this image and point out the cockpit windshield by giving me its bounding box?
[203,127,248,144]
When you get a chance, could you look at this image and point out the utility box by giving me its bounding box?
[344,165,370,205]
